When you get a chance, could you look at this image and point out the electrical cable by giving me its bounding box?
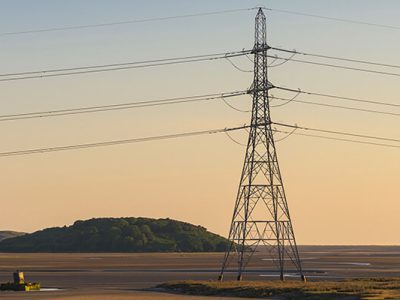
[271,96,399,117]
[224,131,247,146]
[225,56,252,73]
[245,53,254,63]
[270,92,301,108]
[221,96,251,113]
[0,125,251,157]
[273,122,400,143]
[0,91,247,122]
[273,129,400,149]
[0,50,254,82]
[274,86,400,108]
[271,47,400,69]
[268,53,297,68]
[265,7,400,30]
[1,122,397,158]
[0,51,250,78]
[268,56,279,67]
[266,55,400,78]
[0,8,255,37]
[274,127,298,142]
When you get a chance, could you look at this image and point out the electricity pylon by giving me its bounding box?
[218,8,305,282]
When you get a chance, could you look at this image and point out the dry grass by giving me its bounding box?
[157,278,400,300]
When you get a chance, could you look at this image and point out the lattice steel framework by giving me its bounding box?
[218,8,305,282]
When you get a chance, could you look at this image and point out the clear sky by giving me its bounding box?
[0,0,399,245]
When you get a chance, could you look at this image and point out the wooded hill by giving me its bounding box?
[0,218,229,253]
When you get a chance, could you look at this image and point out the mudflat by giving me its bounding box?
[0,246,399,299]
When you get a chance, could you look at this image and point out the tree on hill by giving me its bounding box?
[0,218,229,253]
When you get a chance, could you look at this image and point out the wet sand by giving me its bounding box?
[0,246,399,299]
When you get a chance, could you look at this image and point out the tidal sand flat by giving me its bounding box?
[0,246,399,299]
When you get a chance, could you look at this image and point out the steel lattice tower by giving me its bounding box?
[218,8,305,282]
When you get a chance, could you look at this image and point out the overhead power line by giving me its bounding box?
[0,8,255,37]
[4,48,400,84]
[0,125,249,157]
[265,7,400,30]
[273,122,400,143]
[1,85,396,123]
[0,50,253,82]
[271,96,399,117]
[266,55,400,78]
[3,89,395,124]
[3,6,398,38]
[1,122,398,158]
[0,91,247,122]
[274,129,400,149]
[0,51,249,78]
[274,86,400,108]
[271,47,400,70]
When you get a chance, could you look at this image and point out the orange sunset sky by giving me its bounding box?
[1,0,399,245]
